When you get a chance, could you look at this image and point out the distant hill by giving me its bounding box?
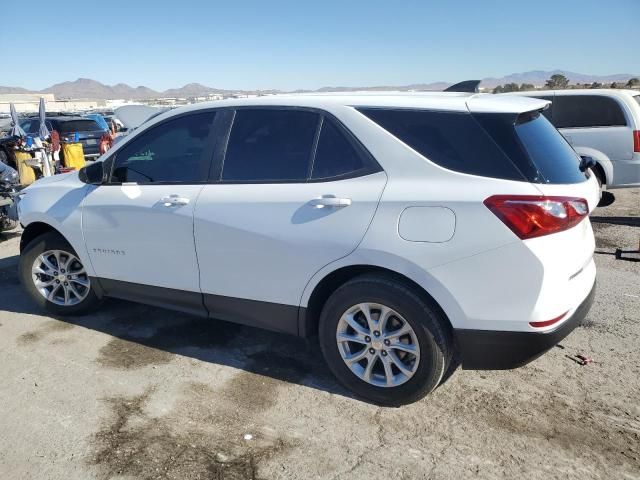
[0,86,33,95]
[480,70,638,88]
[1,71,638,100]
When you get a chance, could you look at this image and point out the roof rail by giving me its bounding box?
[444,80,481,93]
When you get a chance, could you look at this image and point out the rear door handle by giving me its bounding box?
[310,196,352,208]
[161,194,190,206]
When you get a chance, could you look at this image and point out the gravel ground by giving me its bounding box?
[0,189,638,480]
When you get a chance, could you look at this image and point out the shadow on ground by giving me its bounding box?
[590,216,640,227]
[1,253,427,403]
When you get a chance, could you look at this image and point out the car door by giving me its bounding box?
[81,111,218,314]
[194,108,387,333]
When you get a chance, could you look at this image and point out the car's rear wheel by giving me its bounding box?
[319,274,452,406]
[19,232,101,315]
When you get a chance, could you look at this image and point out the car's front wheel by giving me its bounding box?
[319,274,452,406]
[19,232,101,315]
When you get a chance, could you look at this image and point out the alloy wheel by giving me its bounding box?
[31,250,90,306]
[336,302,420,387]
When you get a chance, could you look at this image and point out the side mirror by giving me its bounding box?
[579,155,597,172]
[79,161,105,185]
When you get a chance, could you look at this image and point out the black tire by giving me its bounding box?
[19,231,101,315]
[592,163,606,189]
[318,274,452,406]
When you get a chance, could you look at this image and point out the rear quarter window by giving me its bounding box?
[513,112,588,184]
[360,107,588,185]
[552,95,627,128]
[358,108,525,181]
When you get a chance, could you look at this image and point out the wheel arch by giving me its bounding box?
[299,263,458,338]
[20,222,65,253]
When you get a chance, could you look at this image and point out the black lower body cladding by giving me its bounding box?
[455,281,596,370]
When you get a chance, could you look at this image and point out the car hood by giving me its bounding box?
[25,170,77,189]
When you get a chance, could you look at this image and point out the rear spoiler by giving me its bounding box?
[466,95,551,114]
[444,80,481,93]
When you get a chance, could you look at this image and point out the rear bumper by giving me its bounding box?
[455,280,596,370]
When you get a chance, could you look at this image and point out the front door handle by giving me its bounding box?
[161,194,190,207]
[310,196,352,208]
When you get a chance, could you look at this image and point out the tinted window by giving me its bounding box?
[111,112,216,183]
[311,118,368,179]
[359,108,525,181]
[222,109,318,182]
[474,111,587,184]
[57,120,104,133]
[514,112,586,183]
[552,95,627,128]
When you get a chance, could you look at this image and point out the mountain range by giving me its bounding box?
[1,70,637,100]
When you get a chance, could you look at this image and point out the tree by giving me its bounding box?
[626,78,640,88]
[590,82,602,89]
[501,83,520,93]
[610,82,618,89]
[545,74,570,89]
[492,85,504,94]
[519,83,535,91]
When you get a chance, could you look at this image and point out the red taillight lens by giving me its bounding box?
[484,195,589,240]
[633,130,640,153]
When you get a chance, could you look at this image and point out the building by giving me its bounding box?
[0,93,105,114]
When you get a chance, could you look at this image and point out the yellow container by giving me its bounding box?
[14,151,36,186]
[62,143,86,170]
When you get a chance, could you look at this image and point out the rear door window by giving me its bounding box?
[311,118,372,180]
[222,109,319,182]
[552,95,627,128]
[359,108,525,181]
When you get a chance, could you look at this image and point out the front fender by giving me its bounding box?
[18,181,94,276]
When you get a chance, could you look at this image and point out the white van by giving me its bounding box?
[509,89,640,188]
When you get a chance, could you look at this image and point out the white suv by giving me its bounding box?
[17,94,599,405]
[508,89,640,188]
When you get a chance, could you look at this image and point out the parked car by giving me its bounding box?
[20,116,108,160]
[506,89,640,188]
[16,93,599,405]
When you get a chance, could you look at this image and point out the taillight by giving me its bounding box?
[484,195,589,240]
[633,130,640,153]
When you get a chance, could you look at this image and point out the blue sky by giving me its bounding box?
[2,0,637,91]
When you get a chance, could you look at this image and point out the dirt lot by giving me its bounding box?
[0,189,638,480]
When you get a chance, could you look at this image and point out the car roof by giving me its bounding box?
[153,92,549,120]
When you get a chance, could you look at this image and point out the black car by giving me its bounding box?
[20,116,108,159]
